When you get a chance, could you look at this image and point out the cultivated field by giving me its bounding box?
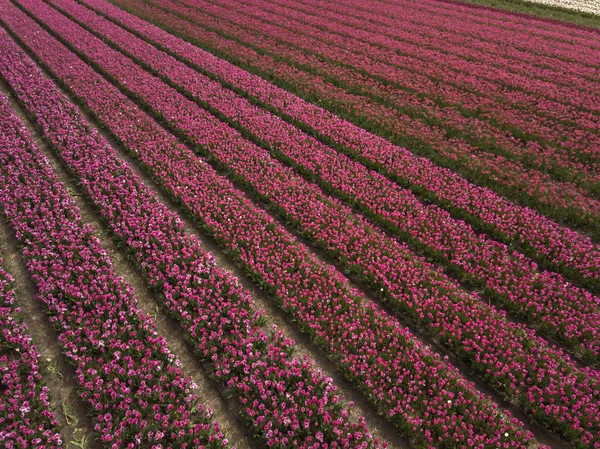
[506,0,600,16]
[0,0,599,448]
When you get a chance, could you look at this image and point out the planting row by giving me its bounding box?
[0,251,63,448]
[0,5,541,448]
[0,87,229,449]
[11,0,600,445]
[150,0,600,207]
[0,26,381,449]
[76,0,600,292]
[110,0,600,240]
[49,0,600,363]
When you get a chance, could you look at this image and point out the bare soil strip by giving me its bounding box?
[0,219,98,449]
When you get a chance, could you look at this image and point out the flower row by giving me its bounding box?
[0,249,63,449]
[17,1,599,445]
[0,80,229,448]
[51,0,600,362]
[1,3,538,447]
[0,23,379,449]
[76,0,600,291]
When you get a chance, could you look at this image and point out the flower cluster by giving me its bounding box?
[0,17,380,449]
[0,253,63,448]
[92,0,600,292]
[0,92,227,448]
[0,4,540,448]
[48,0,600,364]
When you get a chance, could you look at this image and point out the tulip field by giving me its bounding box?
[0,0,599,448]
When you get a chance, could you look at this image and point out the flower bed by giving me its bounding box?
[0,25,378,449]
[9,1,598,444]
